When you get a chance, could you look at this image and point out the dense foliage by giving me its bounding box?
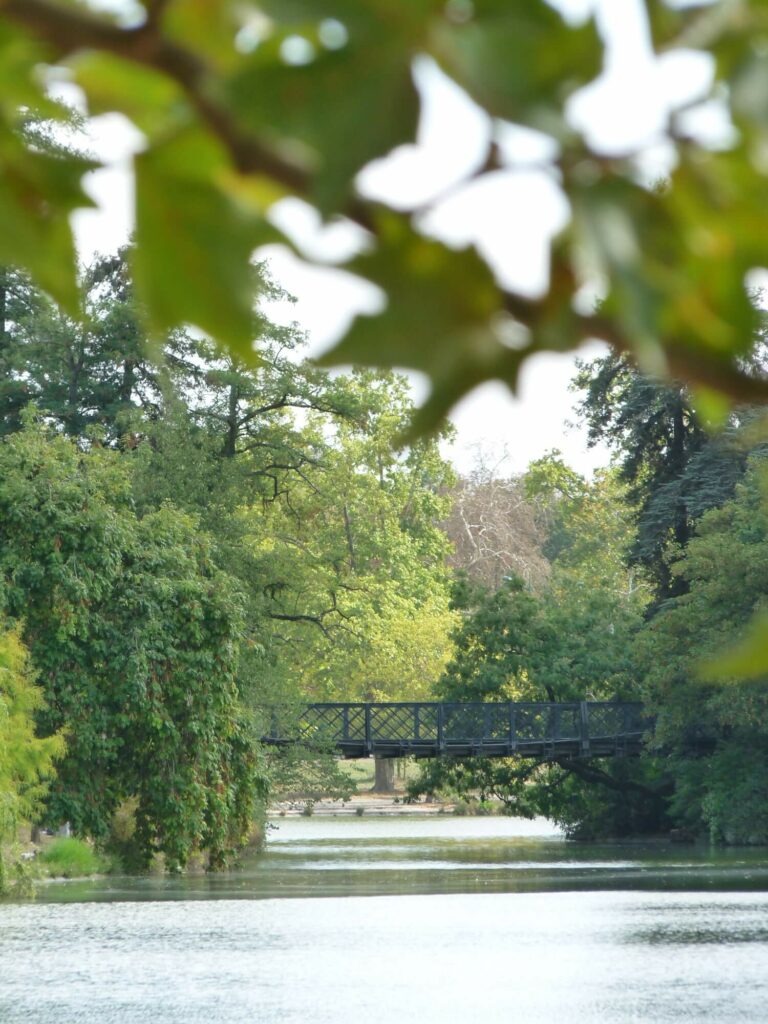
[0,625,64,893]
[413,374,768,844]
[0,256,458,868]
[5,1,768,872]
[4,257,768,852]
[640,462,768,843]
[0,422,262,869]
[412,456,667,838]
[575,354,757,604]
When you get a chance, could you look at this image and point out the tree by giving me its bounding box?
[123,352,458,795]
[412,467,666,837]
[0,250,202,442]
[8,1,768,678]
[0,624,64,894]
[637,458,768,843]
[574,354,757,603]
[0,419,264,869]
[248,371,457,697]
[240,370,458,791]
[443,456,550,592]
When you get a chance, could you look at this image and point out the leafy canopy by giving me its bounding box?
[0,626,64,864]
[0,420,263,870]
[0,1,767,430]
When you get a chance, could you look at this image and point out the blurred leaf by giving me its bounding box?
[0,21,56,115]
[701,608,768,681]
[433,0,601,133]
[227,10,421,210]
[572,160,764,377]
[160,0,245,72]
[133,127,280,353]
[317,215,519,433]
[692,386,732,429]
[72,52,188,137]
[0,122,96,312]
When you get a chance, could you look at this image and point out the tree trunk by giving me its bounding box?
[372,756,396,793]
[0,268,6,346]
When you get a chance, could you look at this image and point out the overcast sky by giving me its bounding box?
[69,0,723,477]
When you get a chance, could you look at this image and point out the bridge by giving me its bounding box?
[260,701,648,760]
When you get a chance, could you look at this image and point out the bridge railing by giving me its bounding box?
[261,701,648,759]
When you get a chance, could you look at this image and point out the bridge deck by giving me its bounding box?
[261,701,647,760]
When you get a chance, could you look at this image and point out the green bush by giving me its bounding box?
[40,838,104,878]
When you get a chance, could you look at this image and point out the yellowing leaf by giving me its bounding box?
[701,609,768,682]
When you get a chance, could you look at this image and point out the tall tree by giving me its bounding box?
[0,251,201,442]
[0,624,64,894]
[444,457,550,593]
[638,458,768,843]
[0,420,264,869]
[574,354,751,603]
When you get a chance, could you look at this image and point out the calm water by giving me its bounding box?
[3,815,768,1023]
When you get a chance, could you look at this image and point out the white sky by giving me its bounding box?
[69,0,723,478]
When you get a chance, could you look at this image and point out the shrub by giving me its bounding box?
[40,838,104,878]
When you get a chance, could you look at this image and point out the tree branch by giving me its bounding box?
[1,0,309,188]
[553,757,671,798]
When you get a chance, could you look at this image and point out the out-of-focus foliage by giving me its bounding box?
[0,1,767,429]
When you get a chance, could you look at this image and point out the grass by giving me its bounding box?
[39,838,106,878]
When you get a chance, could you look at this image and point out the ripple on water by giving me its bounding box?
[3,817,768,1023]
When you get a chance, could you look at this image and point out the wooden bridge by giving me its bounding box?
[260,701,648,760]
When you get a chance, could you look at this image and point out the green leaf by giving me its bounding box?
[133,127,280,354]
[433,0,601,133]
[71,52,189,137]
[700,609,768,682]
[571,164,763,376]
[160,0,244,72]
[0,21,57,115]
[0,122,96,312]
[227,17,419,211]
[317,215,519,433]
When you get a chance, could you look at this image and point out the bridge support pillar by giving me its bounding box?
[579,701,591,756]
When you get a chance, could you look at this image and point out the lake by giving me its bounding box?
[2,815,768,1023]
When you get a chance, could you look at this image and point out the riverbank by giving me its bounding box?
[270,793,455,816]
[6,814,768,1023]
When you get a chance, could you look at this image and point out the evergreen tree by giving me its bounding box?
[574,354,752,604]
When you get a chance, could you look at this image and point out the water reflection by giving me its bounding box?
[2,816,768,1023]
[25,815,768,904]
